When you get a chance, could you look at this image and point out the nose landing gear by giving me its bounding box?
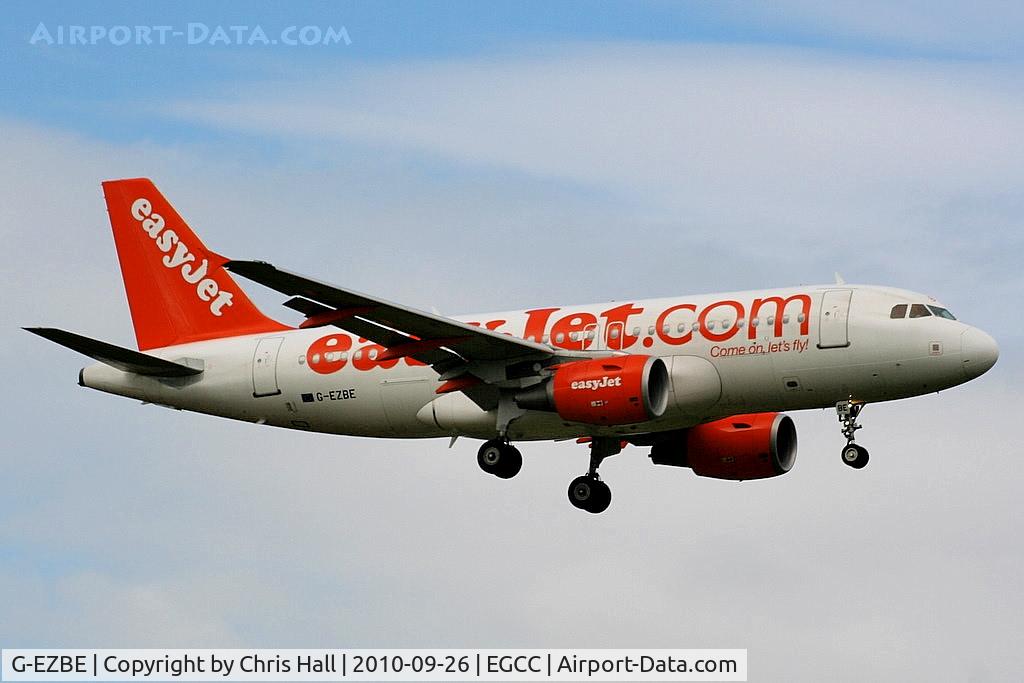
[836,399,869,469]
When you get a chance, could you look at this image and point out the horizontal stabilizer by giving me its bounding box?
[24,328,203,377]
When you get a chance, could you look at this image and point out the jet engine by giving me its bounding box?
[650,412,797,480]
[516,355,669,425]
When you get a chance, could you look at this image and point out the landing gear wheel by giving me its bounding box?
[477,440,522,479]
[567,438,620,513]
[568,475,611,514]
[841,443,869,469]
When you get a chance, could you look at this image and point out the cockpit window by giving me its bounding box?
[909,304,932,318]
[890,304,908,319]
[927,305,956,320]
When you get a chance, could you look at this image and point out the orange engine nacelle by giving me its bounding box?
[515,355,669,425]
[650,412,797,480]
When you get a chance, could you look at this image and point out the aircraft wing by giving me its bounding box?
[225,260,554,368]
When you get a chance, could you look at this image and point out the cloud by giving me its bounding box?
[165,44,1024,341]
[169,44,1023,202]
[4,365,1019,678]
[2,40,1022,681]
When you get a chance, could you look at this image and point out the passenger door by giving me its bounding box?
[818,290,852,349]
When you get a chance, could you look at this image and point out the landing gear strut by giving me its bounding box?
[568,438,620,514]
[836,399,869,469]
[477,439,522,479]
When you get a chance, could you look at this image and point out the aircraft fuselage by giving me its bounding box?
[80,283,996,441]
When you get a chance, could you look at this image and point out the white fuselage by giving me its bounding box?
[80,284,996,441]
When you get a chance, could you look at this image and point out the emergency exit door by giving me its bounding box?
[252,337,284,397]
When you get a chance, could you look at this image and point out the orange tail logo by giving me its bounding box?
[102,178,289,350]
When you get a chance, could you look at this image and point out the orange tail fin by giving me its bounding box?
[102,178,289,350]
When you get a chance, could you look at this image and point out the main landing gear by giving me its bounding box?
[477,437,618,513]
[477,439,522,479]
[836,399,869,469]
[568,438,621,514]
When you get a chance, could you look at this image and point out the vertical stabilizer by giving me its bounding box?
[102,178,288,350]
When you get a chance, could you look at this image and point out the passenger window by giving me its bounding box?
[890,304,908,319]
[909,304,931,318]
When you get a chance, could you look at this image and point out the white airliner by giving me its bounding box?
[28,179,999,513]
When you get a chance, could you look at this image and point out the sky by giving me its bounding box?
[1,2,1022,681]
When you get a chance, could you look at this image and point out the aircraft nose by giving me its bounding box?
[961,327,999,379]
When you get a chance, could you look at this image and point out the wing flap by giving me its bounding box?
[283,296,330,317]
[25,328,204,377]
